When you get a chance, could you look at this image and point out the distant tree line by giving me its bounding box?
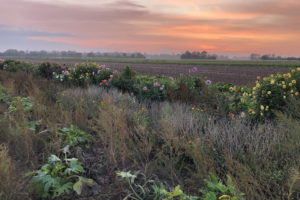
[0,49,146,59]
[250,53,300,61]
[181,51,217,60]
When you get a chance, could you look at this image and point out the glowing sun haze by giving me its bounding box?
[1,0,300,55]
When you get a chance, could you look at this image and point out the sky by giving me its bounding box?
[0,0,300,55]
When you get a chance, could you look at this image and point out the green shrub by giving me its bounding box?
[58,125,90,147]
[133,75,176,101]
[117,171,198,200]
[0,60,33,73]
[27,155,93,199]
[111,66,136,92]
[7,96,33,113]
[28,120,42,132]
[243,68,300,119]
[201,173,245,200]
[0,86,10,104]
[167,76,207,103]
[219,86,254,117]
[212,82,234,92]
[37,62,63,79]
[67,63,113,86]
[117,171,246,200]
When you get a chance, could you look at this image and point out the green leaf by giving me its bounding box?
[53,182,72,198]
[64,158,85,174]
[73,177,94,195]
[73,179,83,195]
[117,171,137,183]
[204,192,217,200]
[48,155,61,163]
[172,185,184,197]
[216,183,227,193]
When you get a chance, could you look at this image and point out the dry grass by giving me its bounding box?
[0,144,17,200]
[0,71,300,199]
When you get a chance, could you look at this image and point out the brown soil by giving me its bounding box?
[21,59,290,85]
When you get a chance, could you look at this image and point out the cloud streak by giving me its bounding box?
[0,0,299,55]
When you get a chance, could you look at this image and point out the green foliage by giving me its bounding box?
[163,68,209,103]
[218,85,254,116]
[28,120,42,132]
[0,86,10,104]
[133,75,176,101]
[111,66,137,92]
[242,68,300,119]
[212,82,234,92]
[201,174,245,200]
[58,125,90,147]
[117,171,200,200]
[28,154,93,198]
[117,171,166,200]
[163,186,198,200]
[66,63,113,86]
[122,65,137,80]
[0,59,33,73]
[7,96,33,113]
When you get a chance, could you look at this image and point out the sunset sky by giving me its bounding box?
[0,0,300,55]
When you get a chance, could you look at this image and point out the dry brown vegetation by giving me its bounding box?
[0,71,300,199]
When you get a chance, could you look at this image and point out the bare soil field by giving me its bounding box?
[20,59,290,85]
[102,62,290,85]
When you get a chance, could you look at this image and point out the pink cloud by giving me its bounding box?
[1,0,300,55]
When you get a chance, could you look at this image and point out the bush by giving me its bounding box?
[133,75,176,101]
[117,171,199,200]
[244,68,300,119]
[37,62,63,79]
[66,63,113,86]
[7,96,33,114]
[201,174,245,200]
[217,85,254,117]
[0,86,10,104]
[212,82,234,92]
[27,154,93,199]
[0,59,33,73]
[111,66,136,92]
[58,125,90,148]
[167,76,207,103]
[117,171,245,200]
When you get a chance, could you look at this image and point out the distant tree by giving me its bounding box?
[261,54,271,60]
[181,50,217,60]
[181,51,192,59]
[200,51,208,58]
